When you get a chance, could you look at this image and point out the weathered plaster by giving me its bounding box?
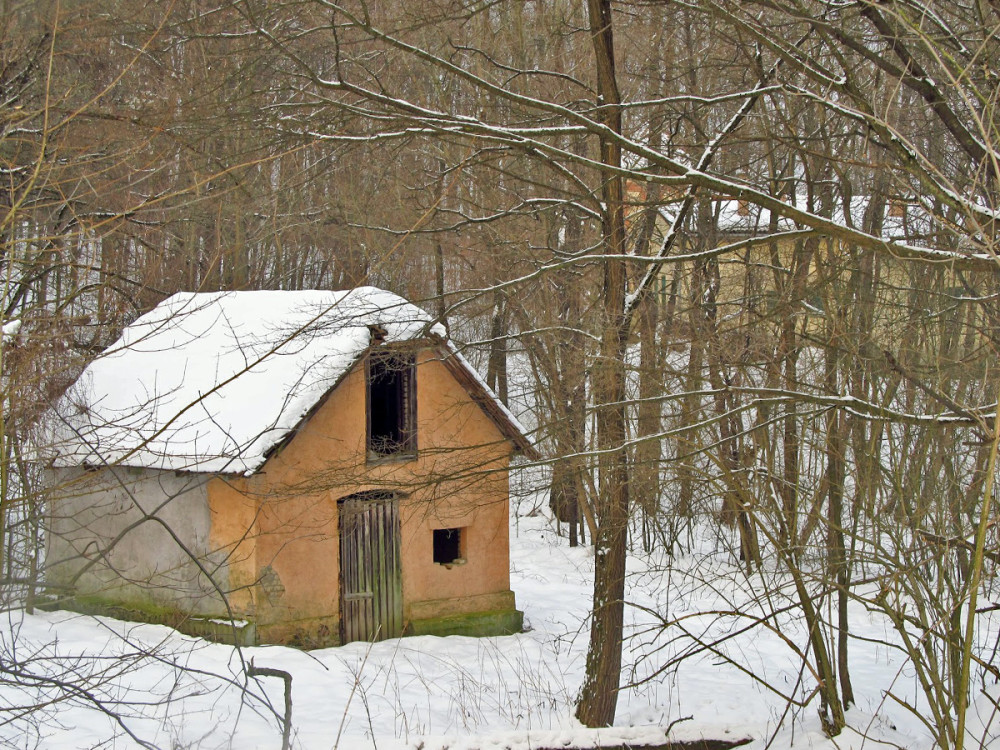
[45,467,233,617]
[211,347,520,645]
[47,345,522,646]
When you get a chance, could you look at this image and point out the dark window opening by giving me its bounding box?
[433,528,463,565]
[367,351,416,460]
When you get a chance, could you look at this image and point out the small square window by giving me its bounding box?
[433,528,463,565]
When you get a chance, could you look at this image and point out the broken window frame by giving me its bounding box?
[432,527,464,566]
[366,349,417,462]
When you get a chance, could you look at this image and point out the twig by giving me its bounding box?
[248,659,293,750]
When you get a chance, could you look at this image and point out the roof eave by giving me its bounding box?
[429,337,540,461]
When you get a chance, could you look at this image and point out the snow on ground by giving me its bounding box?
[1,507,997,749]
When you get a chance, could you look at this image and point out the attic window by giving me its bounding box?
[367,351,416,460]
[433,528,464,565]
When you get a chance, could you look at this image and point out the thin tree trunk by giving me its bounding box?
[702,254,760,569]
[634,150,663,553]
[576,0,630,728]
[636,292,660,553]
[434,156,449,334]
[486,290,508,406]
[824,328,854,707]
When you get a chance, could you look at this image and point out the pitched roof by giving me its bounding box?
[45,287,534,475]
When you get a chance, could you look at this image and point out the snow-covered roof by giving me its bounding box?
[44,287,532,475]
[657,195,933,242]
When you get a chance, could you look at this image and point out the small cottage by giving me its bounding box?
[43,288,535,646]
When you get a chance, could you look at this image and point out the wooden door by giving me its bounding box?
[339,492,403,643]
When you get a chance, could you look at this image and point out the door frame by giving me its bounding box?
[337,490,403,643]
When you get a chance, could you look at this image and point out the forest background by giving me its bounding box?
[1,1,999,748]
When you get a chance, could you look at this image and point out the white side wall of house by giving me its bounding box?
[45,468,232,617]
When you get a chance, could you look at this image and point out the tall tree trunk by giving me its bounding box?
[701,247,760,569]
[678,288,704,521]
[635,275,660,553]
[549,202,591,547]
[634,131,664,553]
[576,0,630,728]
[824,314,854,708]
[434,156,449,334]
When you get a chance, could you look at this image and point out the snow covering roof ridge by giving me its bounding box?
[42,287,462,475]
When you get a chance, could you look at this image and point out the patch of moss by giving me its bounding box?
[407,608,523,638]
[39,594,257,647]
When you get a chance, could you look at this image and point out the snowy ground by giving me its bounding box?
[2,508,999,750]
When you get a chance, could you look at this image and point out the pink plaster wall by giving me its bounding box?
[208,346,516,645]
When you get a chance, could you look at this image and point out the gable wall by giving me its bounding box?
[207,347,516,646]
